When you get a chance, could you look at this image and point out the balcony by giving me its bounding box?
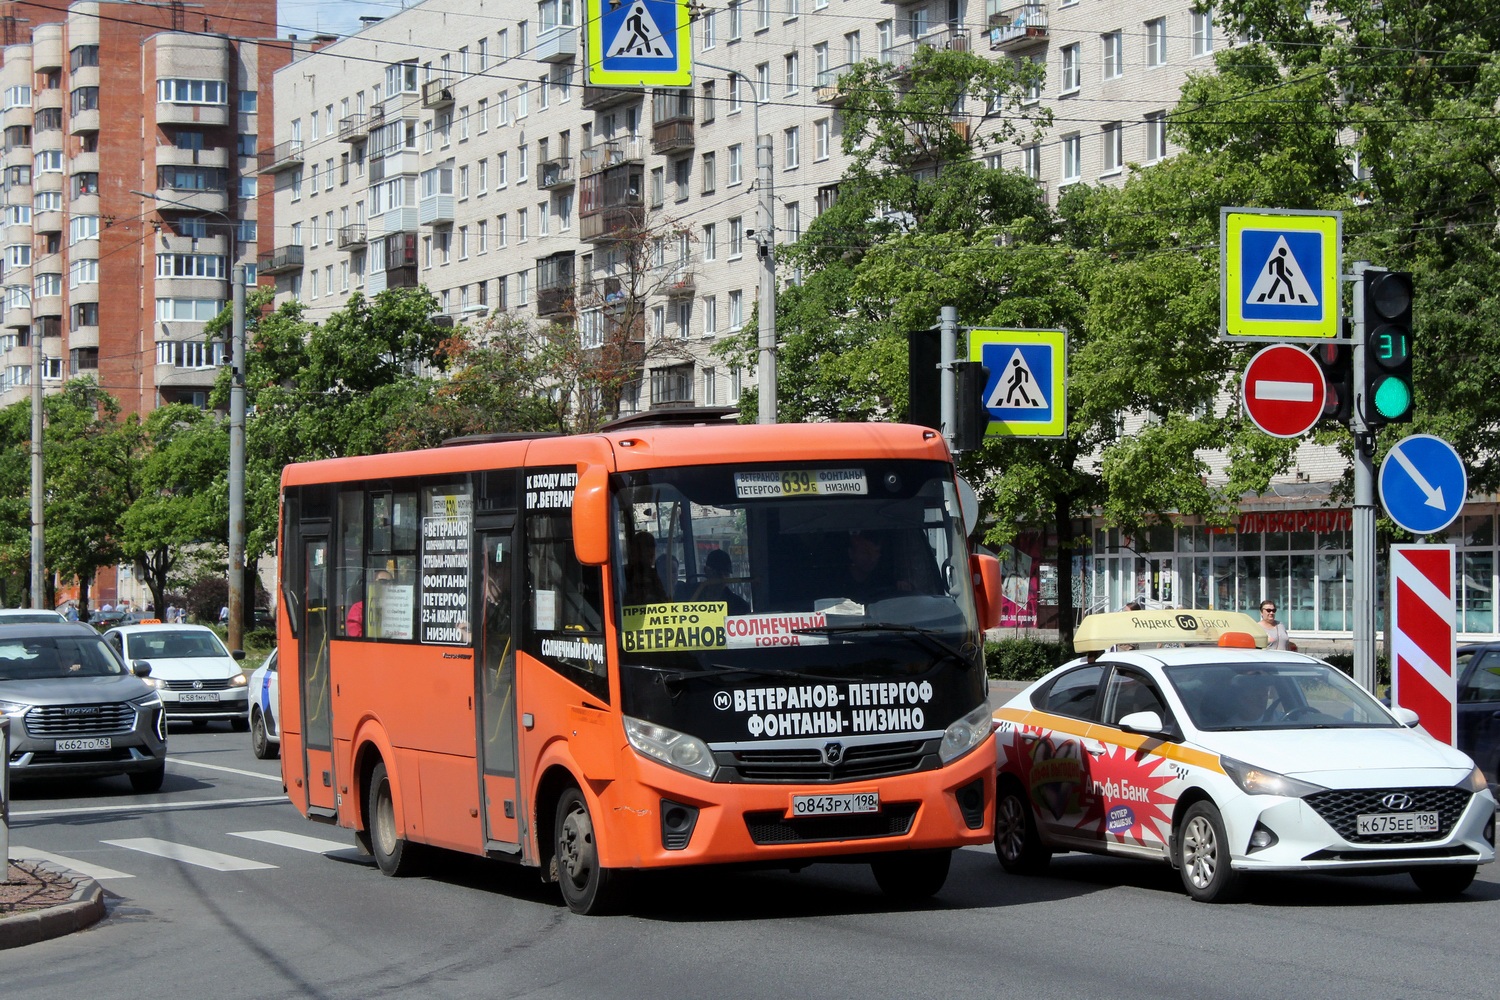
[815,64,854,105]
[651,118,694,155]
[537,279,575,317]
[257,244,305,275]
[337,224,367,249]
[339,114,371,143]
[988,3,1049,50]
[257,139,304,174]
[582,84,641,111]
[535,26,578,63]
[580,203,645,242]
[880,28,972,77]
[419,191,453,226]
[659,267,696,297]
[539,156,575,190]
[152,186,228,215]
[422,78,454,109]
[579,136,644,176]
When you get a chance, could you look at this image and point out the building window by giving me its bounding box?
[702,151,716,194]
[703,296,717,336]
[784,53,799,95]
[703,222,716,260]
[1060,44,1081,94]
[1192,10,1214,57]
[1102,31,1123,79]
[728,143,742,185]
[1146,18,1167,67]
[815,119,830,160]
[784,126,799,169]
[156,79,227,104]
[1062,134,1081,183]
[385,61,418,95]
[1022,145,1040,180]
[1144,111,1168,162]
[729,216,744,258]
[728,289,743,330]
[1101,122,1122,174]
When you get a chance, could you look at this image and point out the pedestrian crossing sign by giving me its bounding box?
[1222,208,1341,339]
[587,0,692,87]
[968,328,1067,437]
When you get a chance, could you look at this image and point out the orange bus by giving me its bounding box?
[277,412,1003,913]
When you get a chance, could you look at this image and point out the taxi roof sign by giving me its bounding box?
[1221,208,1341,340]
[1074,610,1268,652]
[586,0,692,87]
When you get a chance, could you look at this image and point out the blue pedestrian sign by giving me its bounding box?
[968,329,1066,437]
[1379,434,1467,536]
[1221,208,1341,340]
[587,0,692,87]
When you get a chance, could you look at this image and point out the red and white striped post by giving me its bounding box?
[1389,544,1457,745]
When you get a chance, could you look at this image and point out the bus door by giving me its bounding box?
[474,520,523,853]
[300,533,337,816]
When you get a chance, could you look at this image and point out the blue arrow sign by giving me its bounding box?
[1378,434,1467,536]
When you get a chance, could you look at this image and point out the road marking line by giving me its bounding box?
[9,795,287,819]
[228,830,350,854]
[171,758,282,782]
[9,847,135,880]
[103,838,277,872]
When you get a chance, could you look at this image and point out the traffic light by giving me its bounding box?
[1308,339,1352,427]
[1363,270,1414,427]
[952,360,992,453]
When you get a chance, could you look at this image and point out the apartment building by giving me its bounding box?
[0,0,283,416]
[264,0,1217,412]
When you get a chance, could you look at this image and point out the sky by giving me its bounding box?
[277,0,396,40]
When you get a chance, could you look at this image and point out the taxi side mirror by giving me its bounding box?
[572,464,611,566]
[970,552,1003,632]
[1390,706,1421,728]
[1117,710,1167,736]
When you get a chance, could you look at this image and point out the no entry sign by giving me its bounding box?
[1242,344,1326,438]
[1390,544,1457,745]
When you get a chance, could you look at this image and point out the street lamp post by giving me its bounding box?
[131,191,248,650]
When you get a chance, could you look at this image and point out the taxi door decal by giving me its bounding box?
[1087,738,1180,849]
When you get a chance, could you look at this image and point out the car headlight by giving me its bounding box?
[0,698,30,717]
[623,716,716,779]
[1221,755,1326,798]
[1462,765,1489,793]
[940,701,996,764]
[229,672,249,687]
[131,692,163,710]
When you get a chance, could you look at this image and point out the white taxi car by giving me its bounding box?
[247,648,279,759]
[993,612,1496,902]
[102,624,249,730]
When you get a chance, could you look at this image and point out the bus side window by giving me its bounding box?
[526,509,607,699]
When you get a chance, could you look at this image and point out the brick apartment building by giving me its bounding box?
[0,0,284,417]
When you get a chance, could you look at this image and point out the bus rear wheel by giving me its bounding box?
[368,762,421,876]
[554,787,622,915]
[871,849,952,903]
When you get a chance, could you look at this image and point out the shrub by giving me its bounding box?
[985,638,1070,681]
[186,576,228,624]
[1322,650,1391,689]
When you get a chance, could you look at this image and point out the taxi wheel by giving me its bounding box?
[554,787,622,915]
[871,849,952,902]
[1410,865,1477,898]
[368,761,422,876]
[994,780,1051,875]
[1177,801,1241,903]
[250,710,279,760]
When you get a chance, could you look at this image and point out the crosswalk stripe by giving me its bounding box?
[227,829,351,854]
[103,837,277,871]
[9,847,135,881]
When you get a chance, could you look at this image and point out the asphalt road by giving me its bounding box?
[2,724,1498,1000]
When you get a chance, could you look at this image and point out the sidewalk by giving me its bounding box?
[0,859,106,950]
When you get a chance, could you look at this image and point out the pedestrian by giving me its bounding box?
[165,603,177,624]
[219,604,229,624]
[1259,600,1291,650]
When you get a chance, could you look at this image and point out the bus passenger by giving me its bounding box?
[693,548,749,615]
[624,533,667,605]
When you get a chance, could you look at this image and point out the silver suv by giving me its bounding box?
[0,623,168,792]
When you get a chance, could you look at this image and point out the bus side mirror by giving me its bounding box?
[573,464,611,566]
[970,552,1003,632]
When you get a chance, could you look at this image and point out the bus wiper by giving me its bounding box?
[791,622,981,670]
[626,661,849,689]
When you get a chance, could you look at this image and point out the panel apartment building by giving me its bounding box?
[0,0,283,417]
[264,0,1221,412]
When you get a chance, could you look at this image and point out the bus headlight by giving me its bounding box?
[624,716,717,780]
[939,702,995,764]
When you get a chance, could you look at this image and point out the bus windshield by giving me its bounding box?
[612,458,979,675]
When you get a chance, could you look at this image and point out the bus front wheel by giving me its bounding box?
[871,849,952,903]
[554,787,622,915]
[368,761,421,876]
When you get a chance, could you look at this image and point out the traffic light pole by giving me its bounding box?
[940,306,958,453]
[1350,261,1377,692]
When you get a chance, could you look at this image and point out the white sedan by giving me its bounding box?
[993,646,1496,902]
[247,648,280,759]
[103,624,250,730]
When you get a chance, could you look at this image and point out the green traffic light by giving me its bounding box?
[1372,374,1413,420]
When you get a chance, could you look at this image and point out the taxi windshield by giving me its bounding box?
[611,459,978,674]
[1164,661,1400,732]
[128,630,229,659]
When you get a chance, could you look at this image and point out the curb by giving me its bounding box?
[0,863,106,950]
